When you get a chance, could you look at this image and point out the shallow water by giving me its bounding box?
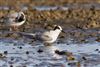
[0,37,100,67]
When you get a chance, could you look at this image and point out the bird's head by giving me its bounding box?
[18,12,25,18]
[16,11,26,22]
[53,25,62,31]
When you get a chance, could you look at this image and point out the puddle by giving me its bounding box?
[32,6,68,11]
[1,3,100,11]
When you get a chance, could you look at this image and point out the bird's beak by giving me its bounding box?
[62,30,66,34]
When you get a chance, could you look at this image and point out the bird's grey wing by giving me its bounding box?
[41,34,52,41]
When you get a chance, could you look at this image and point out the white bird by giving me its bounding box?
[40,25,62,44]
[18,25,62,45]
[2,11,26,31]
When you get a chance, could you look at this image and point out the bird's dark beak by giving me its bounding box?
[62,30,66,34]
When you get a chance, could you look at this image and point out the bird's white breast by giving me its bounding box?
[42,30,61,43]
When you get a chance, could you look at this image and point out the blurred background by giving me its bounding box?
[0,0,100,30]
[0,0,100,41]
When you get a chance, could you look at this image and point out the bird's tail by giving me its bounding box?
[17,32,36,39]
[0,31,36,39]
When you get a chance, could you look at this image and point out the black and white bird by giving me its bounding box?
[18,25,62,45]
[1,11,26,31]
[40,25,62,44]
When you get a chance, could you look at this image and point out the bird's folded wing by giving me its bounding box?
[41,35,52,41]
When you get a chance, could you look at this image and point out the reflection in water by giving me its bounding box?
[0,38,100,67]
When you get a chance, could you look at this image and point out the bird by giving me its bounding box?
[1,11,26,31]
[18,25,62,46]
[40,25,62,44]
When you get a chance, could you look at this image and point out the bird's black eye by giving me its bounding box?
[16,14,24,22]
[53,26,60,30]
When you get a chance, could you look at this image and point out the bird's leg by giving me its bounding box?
[9,27,13,31]
[10,26,19,31]
[44,43,52,46]
[14,26,19,31]
[14,26,17,31]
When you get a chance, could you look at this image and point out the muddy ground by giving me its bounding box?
[0,0,100,43]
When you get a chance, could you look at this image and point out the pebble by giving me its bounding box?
[68,62,76,66]
[11,57,14,61]
[98,51,100,53]
[37,49,43,53]
[10,65,13,67]
[55,50,66,55]
[26,51,29,55]
[95,49,99,51]
[82,56,87,60]
[19,46,23,49]
[4,51,8,55]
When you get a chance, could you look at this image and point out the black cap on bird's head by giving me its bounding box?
[19,12,25,19]
[53,25,62,31]
[16,12,26,22]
